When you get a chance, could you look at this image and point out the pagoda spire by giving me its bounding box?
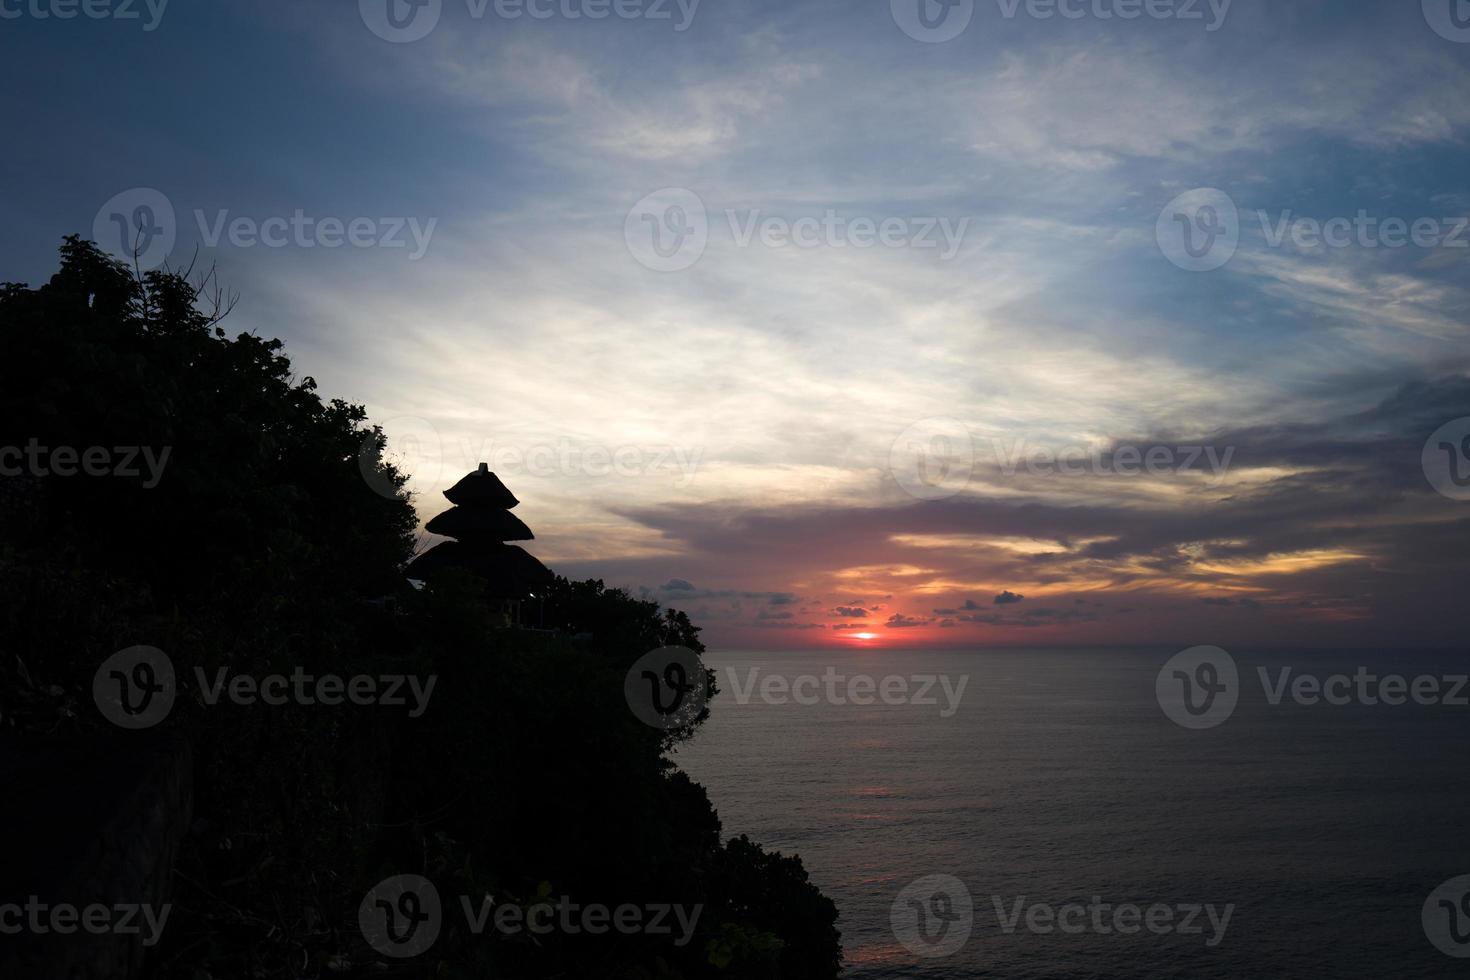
[404,465,553,614]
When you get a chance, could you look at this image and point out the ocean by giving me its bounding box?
[673,647,1470,979]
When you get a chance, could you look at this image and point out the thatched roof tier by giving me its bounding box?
[443,463,520,509]
[424,506,534,542]
[404,541,553,597]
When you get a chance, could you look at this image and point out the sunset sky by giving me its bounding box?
[3,0,1469,648]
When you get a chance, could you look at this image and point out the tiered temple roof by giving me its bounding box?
[405,464,553,599]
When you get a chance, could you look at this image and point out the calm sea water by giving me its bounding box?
[673,648,1470,979]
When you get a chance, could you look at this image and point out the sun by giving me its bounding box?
[848,632,879,640]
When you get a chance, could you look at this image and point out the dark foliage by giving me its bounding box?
[0,240,841,979]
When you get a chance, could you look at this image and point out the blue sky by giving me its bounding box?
[4,0,1469,646]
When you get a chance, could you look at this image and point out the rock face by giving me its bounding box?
[405,464,554,602]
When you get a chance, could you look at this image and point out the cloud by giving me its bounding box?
[885,613,930,629]
[573,376,1470,646]
[76,2,1470,651]
[994,590,1025,605]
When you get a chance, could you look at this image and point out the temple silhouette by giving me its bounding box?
[405,463,553,625]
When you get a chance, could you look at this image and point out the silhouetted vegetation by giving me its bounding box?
[0,239,840,979]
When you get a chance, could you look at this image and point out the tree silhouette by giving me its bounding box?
[0,238,840,980]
